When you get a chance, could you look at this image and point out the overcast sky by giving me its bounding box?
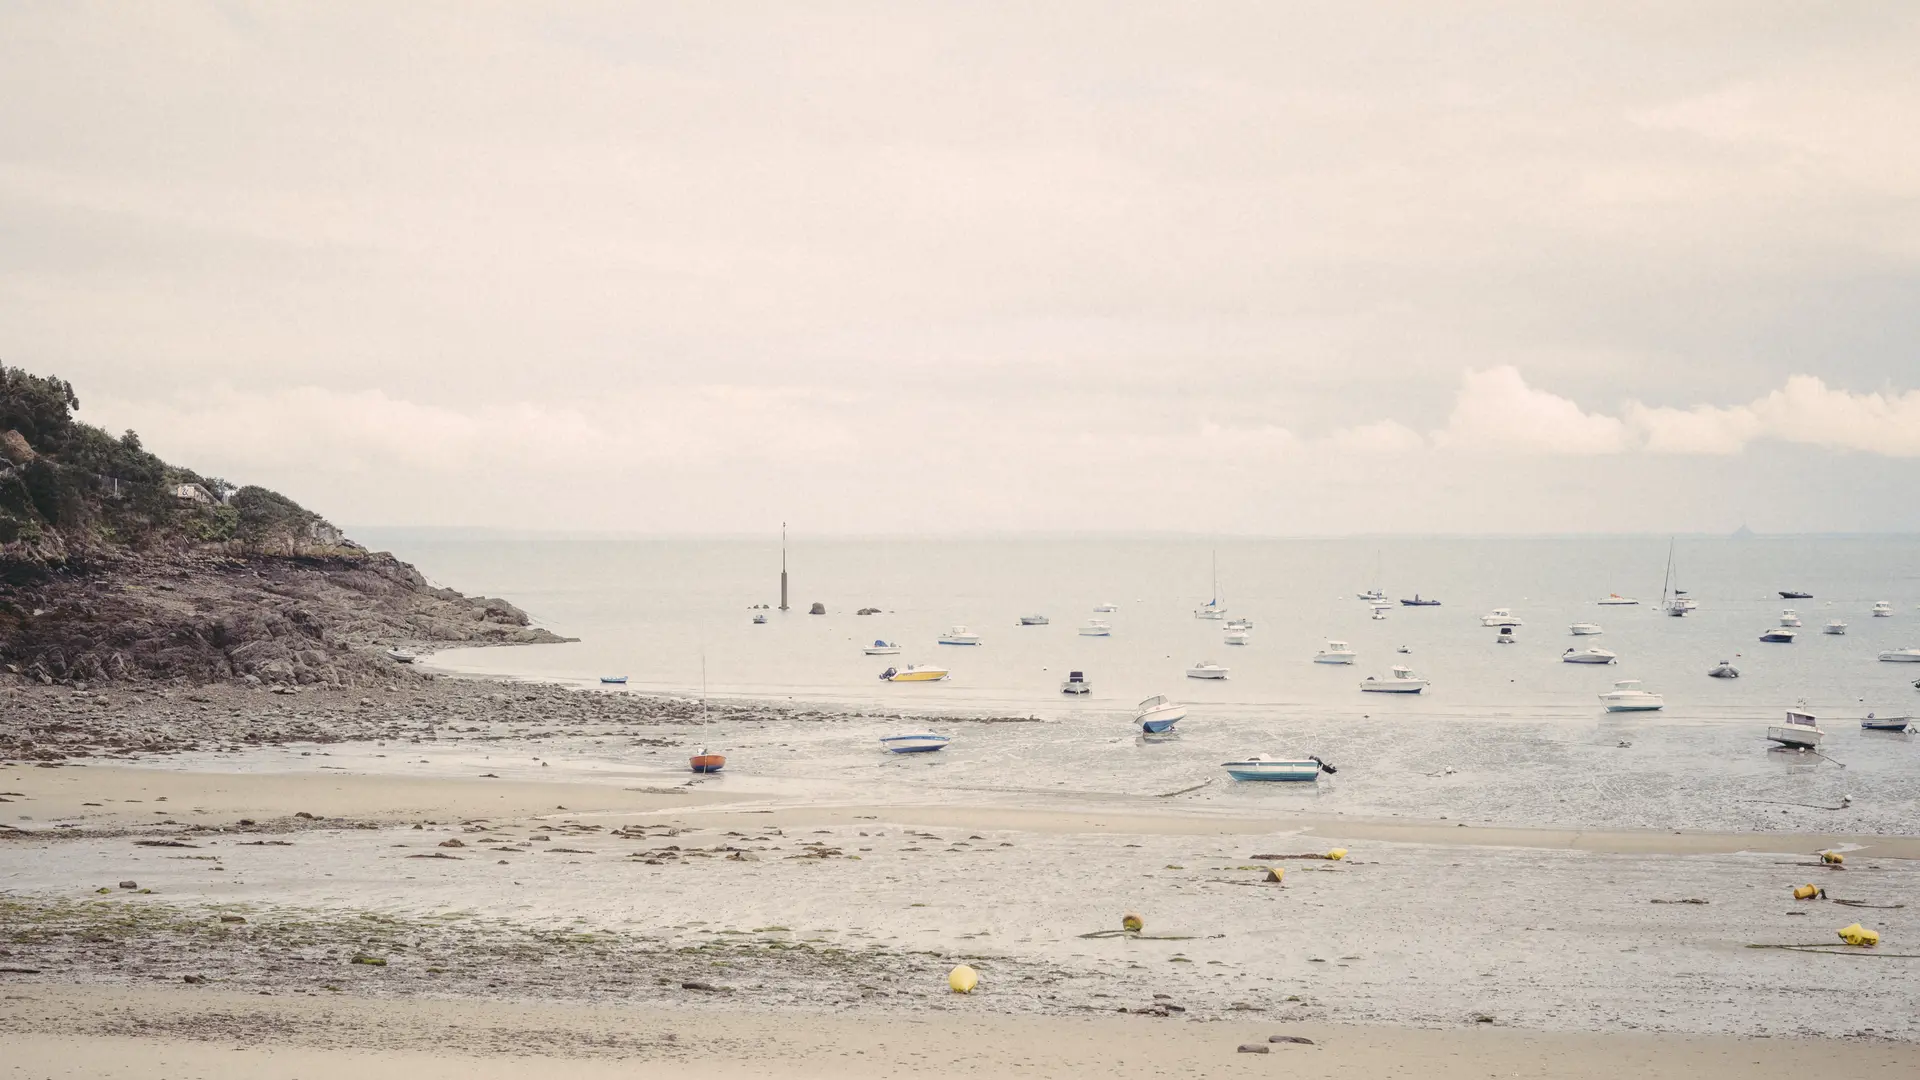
[4,3,1917,534]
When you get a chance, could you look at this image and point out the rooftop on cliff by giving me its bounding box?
[1,363,571,687]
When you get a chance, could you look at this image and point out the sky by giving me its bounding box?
[3,2,1918,535]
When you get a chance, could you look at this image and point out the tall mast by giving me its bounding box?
[779,522,789,611]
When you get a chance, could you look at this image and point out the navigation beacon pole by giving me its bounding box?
[779,522,789,611]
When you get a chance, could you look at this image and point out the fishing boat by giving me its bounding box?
[1313,640,1356,664]
[1599,679,1664,712]
[384,647,417,663]
[864,640,902,655]
[1708,659,1741,678]
[1780,590,1813,600]
[1562,647,1618,664]
[1879,647,1920,663]
[1759,627,1797,643]
[879,665,950,682]
[1186,660,1230,679]
[1823,620,1847,635]
[1135,695,1186,733]
[937,626,982,645]
[1766,708,1823,749]
[880,733,951,754]
[1873,601,1893,617]
[1778,609,1802,627]
[1480,608,1523,627]
[1018,614,1050,626]
[1195,550,1228,619]
[1361,666,1428,693]
[690,657,725,773]
[1358,589,1386,603]
[1597,594,1639,606]
[1400,594,1441,606]
[1861,713,1913,733]
[599,675,628,685]
[1221,755,1335,782]
[1077,619,1113,637]
[1060,670,1091,694]
[1568,622,1604,636]
[752,613,767,624]
[1224,629,1250,646]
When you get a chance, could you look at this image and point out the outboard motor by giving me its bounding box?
[1311,755,1337,775]
[879,666,897,681]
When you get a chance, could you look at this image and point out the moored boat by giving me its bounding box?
[1597,594,1639,606]
[880,664,950,682]
[1018,614,1049,626]
[1480,608,1522,627]
[1759,627,1797,643]
[1599,679,1664,712]
[1778,609,1802,627]
[1880,647,1920,663]
[1708,659,1740,678]
[1872,601,1893,617]
[1861,713,1913,733]
[1568,622,1604,636]
[1060,670,1091,694]
[1562,647,1618,664]
[1400,594,1441,606]
[1496,624,1516,644]
[864,640,902,655]
[752,613,767,624]
[1823,620,1847,635]
[599,675,628,685]
[1313,640,1355,665]
[1221,755,1335,782]
[1135,694,1186,733]
[1077,619,1113,637]
[1780,590,1812,600]
[1361,665,1427,693]
[880,733,951,754]
[1186,660,1229,679]
[1224,629,1250,646]
[1766,709,1823,749]
[937,626,982,646]
[1094,601,1119,612]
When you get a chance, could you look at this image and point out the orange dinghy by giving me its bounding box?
[690,752,726,774]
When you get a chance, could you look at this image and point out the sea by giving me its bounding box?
[348,532,1920,835]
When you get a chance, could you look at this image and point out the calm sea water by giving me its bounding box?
[349,532,1920,832]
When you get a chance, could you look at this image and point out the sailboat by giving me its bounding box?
[1358,550,1385,602]
[1660,539,1695,617]
[1194,549,1227,619]
[689,655,725,774]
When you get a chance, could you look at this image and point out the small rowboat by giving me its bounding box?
[880,734,951,754]
[1221,755,1336,782]
[599,675,628,684]
[689,752,726,774]
[1860,714,1913,733]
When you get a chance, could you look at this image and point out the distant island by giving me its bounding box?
[1,364,570,687]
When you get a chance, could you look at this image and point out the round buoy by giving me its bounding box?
[948,964,979,993]
[1121,912,1143,933]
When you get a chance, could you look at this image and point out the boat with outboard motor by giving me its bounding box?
[1361,665,1427,693]
[1135,695,1186,733]
[864,640,902,655]
[1599,679,1664,712]
[1759,627,1797,643]
[1221,755,1336,782]
[880,664,950,682]
[1313,640,1355,664]
[1563,647,1618,664]
[1861,713,1913,733]
[1060,670,1091,694]
[1186,660,1229,679]
[1708,659,1741,678]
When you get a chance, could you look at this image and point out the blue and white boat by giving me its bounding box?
[1222,755,1335,782]
[880,733,951,754]
[1861,713,1912,732]
[1135,694,1186,733]
[599,675,628,685]
[864,640,902,655]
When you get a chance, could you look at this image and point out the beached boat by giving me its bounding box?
[1780,590,1813,600]
[1135,695,1186,733]
[1221,755,1335,782]
[1313,640,1356,665]
[880,733,951,754]
[1077,619,1113,637]
[384,647,417,664]
[880,665,950,682]
[690,658,725,773]
[752,613,767,624]
[1361,666,1427,693]
[1823,620,1847,635]
[1597,594,1639,606]
[1224,629,1250,646]
[1861,713,1913,733]
[1708,660,1740,678]
[1873,601,1893,617]
[1880,647,1920,663]
[1400,594,1441,606]
[1778,609,1802,627]
[1766,709,1823,749]
[937,626,982,645]
[1060,670,1090,694]
[1759,627,1797,643]
[599,675,628,685]
[1562,647,1618,664]
[864,640,902,655]
[1480,608,1522,627]
[1018,614,1049,626]
[1568,622,1604,636]
[1599,679,1664,712]
[1186,661,1230,679]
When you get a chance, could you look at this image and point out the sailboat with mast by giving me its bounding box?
[689,655,726,774]
[1194,549,1228,619]
[1358,550,1385,603]
[1660,539,1695,617]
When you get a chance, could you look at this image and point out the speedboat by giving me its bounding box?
[1597,594,1639,606]
[1400,595,1441,606]
[1569,622,1604,636]
[1496,625,1516,644]
[752,613,767,624]
[937,626,982,646]
[384,647,417,663]
[1599,679,1664,712]
[689,751,726,774]
[1094,602,1119,612]
[880,733,951,754]
[1708,660,1740,678]
[1077,619,1113,637]
[1778,609,1802,627]
[1861,713,1913,733]
[1779,590,1812,600]
[1480,608,1523,627]
[1224,629,1250,646]
[599,675,629,685]
[1221,755,1335,782]
[1880,647,1920,663]
[1135,695,1186,733]
[1759,627,1797,643]
[1562,647,1618,664]
[1767,709,1823,749]
[1360,666,1427,693]
[1873,601,1893,617]
[1313,640,1356,664]
[864,640,902,655]
[1060,670,1091,694]
[879,665,950,682]
[1186,661,1230,679]
[1018,614,1049,626]
[1823,620,1847,635]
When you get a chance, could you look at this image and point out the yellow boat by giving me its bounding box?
[880,664,950,682]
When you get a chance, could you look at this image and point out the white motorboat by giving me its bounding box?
[1135,695,1186,733]
[1597,594,1639,606]
[1562,647,1618,664]
[1568,622,1604,636]
[1496,625,1516,644]
[937,626,982,646]
[1313,640,1356,665]
[1778,609,1802,627]
[1759,627,1797,643]
[1767,709,1824,749]
[1480,608,1523,627]
[1708,660,1740,678]
[880,733,951,754]
[864,640,902,655]
[1872,601,1893,617]
[1060,670,1091,694]
[1077,619,1113,637]
[1093,601,1119,613]
[1018,614,1049,626]
[1225,618,1254,631]
[752,613,767,624]
[384,647,417,664]
[1880,647,1920,663]
[1358,589,1387,603]
[1599,679,1664,712]
[1823,620,1847,635]
[1186,660,1230,679]
[1370,604,1390,620]
[1224,629,1250,646]
[1360,665,1428,693]
[1221,755,1334,782]
[1861,713,1913,732]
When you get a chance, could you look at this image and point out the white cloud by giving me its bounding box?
[1432,366,1632,454]
[1323,419,1427,455]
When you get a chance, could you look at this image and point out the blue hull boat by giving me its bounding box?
[881,734,951,753]
[1861,714,1913,732]
[1142,718,1181,734]
[600,676,628,684]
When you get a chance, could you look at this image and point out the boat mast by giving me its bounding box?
[779,522,789,611]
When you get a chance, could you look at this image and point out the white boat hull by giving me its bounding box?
[1313,653,1354,664]
[1186,667,1229,679]
[864,646,901,655]
[1568,624,1604,636]
[1562,650,1617,664]
[1601,697,1665,712]
[1223,759,1323,782]
[1880,650,1920,662]
[880,734,951,753]
[1360,680,1426,693]
[1767,725,1823,749]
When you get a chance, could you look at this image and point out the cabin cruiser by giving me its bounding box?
[1562,647,1618,664]
[1597,594,1639,606]
[1598,679,1664,712]
[1313,640,1356,664]
[1370,604,1390,620]
[937,626,982,645]
[1186,660,1230,679]
[1060,670,1091,694]
[1767,709,1824,749]
[1135,695,1186,733]
[1224,629,1250,646]
[879,665,950,682]
[1823,620,1847,635]
[1778,609,1802,627]
[864,640,902,655]
[1880,647,1920,663]
[1873,601,1893,617]
[1225,618,1254,631]
[1361,666,1428,693]
[1358,589,1387,603]
[1861,713,1913,732]
[1480,608,1523,627]
[1568,622,1604,636]
[1221,755,1335,782]
[880,734,951,754]
[1077,619,1113,637]
[1759,627,1797,643]
[1708,660,1740,678]
[1018,614,1049,626]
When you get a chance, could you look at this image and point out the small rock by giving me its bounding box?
[294,811,317,820]
[118,880,138,889]
[182,974,205,984]
[1269,1035,1314,1045]
[808,602,826,615]
[1237,1044,1270,1054]
[681,980,721,992]
[220,915,246,923]
[438,838,466,848]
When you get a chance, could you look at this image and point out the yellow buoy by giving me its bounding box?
[1793,884,1820,900]
[1121,912,1144,933]
[1836,923,1879,947]
[1821,851,1844,865]
[1265,866,1285,883]
[1325,848,1348,861]
[948,964,979,993]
